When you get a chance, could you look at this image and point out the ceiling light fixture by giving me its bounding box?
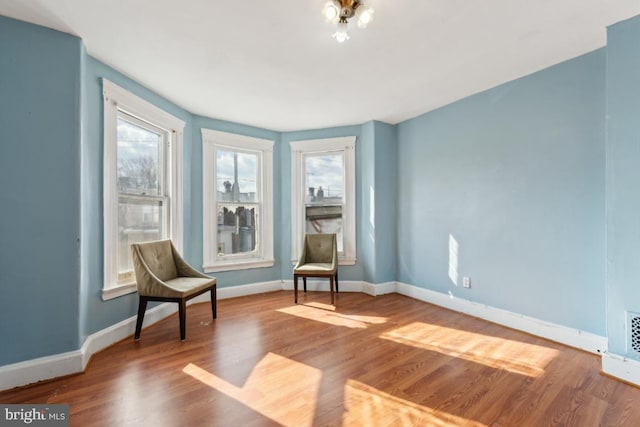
[322,0,375,43]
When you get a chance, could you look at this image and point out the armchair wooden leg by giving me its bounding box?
[179,299,187,341]
[303,277,307,293]
[210,287,217,319]
[330,276,335,305]
[294,275,299,304]
[134,297,148,340]
[335,270,339,293]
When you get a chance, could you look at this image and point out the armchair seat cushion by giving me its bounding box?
[143,277,217,299]
[294,263,335,273]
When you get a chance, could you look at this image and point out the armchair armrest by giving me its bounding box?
[294,239,309,270]
[165,240,213,279]
[132,248,175,296]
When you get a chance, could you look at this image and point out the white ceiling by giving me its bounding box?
[2,0,639,132]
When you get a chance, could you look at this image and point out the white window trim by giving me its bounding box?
[202,129,274,273]
[102,79,185,300]
[290,136,356,266]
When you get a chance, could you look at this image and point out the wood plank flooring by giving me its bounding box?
[1,291,639,426]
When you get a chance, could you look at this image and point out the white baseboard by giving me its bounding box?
[0,350,83,393]
[0,301,178,391]
[216,280,284,300]
[0,279,610,391]
[281,279,361,292]
[364,281,396,296]
[601,352,640,387]
[281,279,396,296]
[395,282,607,355]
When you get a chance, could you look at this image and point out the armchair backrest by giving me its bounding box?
[131,239,178,282]
[302,233,337,264]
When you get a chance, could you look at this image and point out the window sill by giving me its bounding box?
[102,282,137,301]
[204,259,275,273]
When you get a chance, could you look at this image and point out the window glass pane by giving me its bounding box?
[305,153,343,203]
[216,150,258,203]
[118,197,165,277]
[117,117,162,196]
[304,153,344,251]
[305,205,344,252]
[216,204,257,255]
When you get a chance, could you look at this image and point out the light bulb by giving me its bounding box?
[322,1,339,22]
[332,21,350,43]
[357,8,374,29]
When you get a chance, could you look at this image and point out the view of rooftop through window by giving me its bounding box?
[216,150,257,201]
[215,149,259,256]
[305,152,345,251]
[305,153,343,203]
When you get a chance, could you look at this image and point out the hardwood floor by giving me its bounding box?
[1,291,639,426]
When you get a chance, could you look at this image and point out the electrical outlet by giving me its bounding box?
[462,277,471,288]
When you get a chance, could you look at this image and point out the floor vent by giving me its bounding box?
[627,311,640,355]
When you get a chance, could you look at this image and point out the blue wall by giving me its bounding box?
[360,122,376,282]
[359,121,398,283]
[372,122,397,283]
[0,17,82,364]
[605,15,640,358]
[396,49,606,335]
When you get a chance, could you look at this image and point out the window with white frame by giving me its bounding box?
[202,129,274,272]
[290,136,356,265]
[102,79,184,300]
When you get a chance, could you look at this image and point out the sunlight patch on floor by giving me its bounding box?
[343,379,488,426]
[380,322,558,377]
[183,353,322,427]
[277,304,387,329]
[302,301,337,311]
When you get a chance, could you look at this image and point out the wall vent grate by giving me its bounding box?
[627,311,640,356]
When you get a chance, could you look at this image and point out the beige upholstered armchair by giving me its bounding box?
[131,239,217,341]
[293,233,339,304]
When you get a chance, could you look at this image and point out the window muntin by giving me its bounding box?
[202,129,274,272]
[103,79,184,300]
[290,136,356,265]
